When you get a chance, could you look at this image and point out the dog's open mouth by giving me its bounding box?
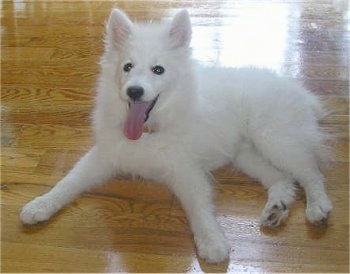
[124,96,158,140]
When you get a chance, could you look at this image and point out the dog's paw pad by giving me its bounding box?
[195,231,230,263]
[306,198,332,225]
[261,201,289,227]
[20,196,59,225]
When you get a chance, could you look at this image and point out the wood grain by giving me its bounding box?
[1,0,349,272]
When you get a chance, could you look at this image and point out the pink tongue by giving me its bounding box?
[124,101,153,140]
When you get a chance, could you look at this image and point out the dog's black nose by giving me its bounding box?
[127,86,144,101]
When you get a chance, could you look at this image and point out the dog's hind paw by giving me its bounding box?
[306,197,333,225]
[261,201,289,227]
[20,195,60,225]
[195,230,230,263]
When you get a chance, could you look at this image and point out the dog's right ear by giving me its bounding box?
[106,9,133,49]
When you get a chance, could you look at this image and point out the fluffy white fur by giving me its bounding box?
[20,9,333,263]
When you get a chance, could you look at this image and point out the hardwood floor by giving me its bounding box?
[1,0,349,272]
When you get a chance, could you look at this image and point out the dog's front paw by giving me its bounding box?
[20,195,60,225]
[306,197,333,225]
[195,230,230,263]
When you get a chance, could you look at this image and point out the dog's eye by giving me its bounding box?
[152,65,165,75]
[123,63,133,72]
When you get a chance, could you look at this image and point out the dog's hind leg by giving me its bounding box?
[20,146,116,225]
[252,134,332,225]
[234,141,296,227]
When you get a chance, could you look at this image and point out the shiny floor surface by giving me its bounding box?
[1,0,349,273]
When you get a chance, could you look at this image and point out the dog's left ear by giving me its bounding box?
[169,10,192,48]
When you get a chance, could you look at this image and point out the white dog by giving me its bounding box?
[20,9,333,263]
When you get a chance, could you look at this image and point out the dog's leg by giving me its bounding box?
[253,135,333,225]
[234,142,295,227]
[165,164,230,263]
[20,146,115,225]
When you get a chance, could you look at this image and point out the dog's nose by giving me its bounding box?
[127,86,144,101]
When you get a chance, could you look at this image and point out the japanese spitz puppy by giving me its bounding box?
[21,9,332,263]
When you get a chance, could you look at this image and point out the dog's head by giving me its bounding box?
[102,9,193,140]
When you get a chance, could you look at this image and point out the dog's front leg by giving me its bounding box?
[20,146,115,225]
[166,165,230,263]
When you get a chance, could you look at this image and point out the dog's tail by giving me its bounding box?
[309,92,334,165]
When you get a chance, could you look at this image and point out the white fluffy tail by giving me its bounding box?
[309,93,333,165]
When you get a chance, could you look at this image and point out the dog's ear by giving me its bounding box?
[106,9,133,49]
[169,10,192,48]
